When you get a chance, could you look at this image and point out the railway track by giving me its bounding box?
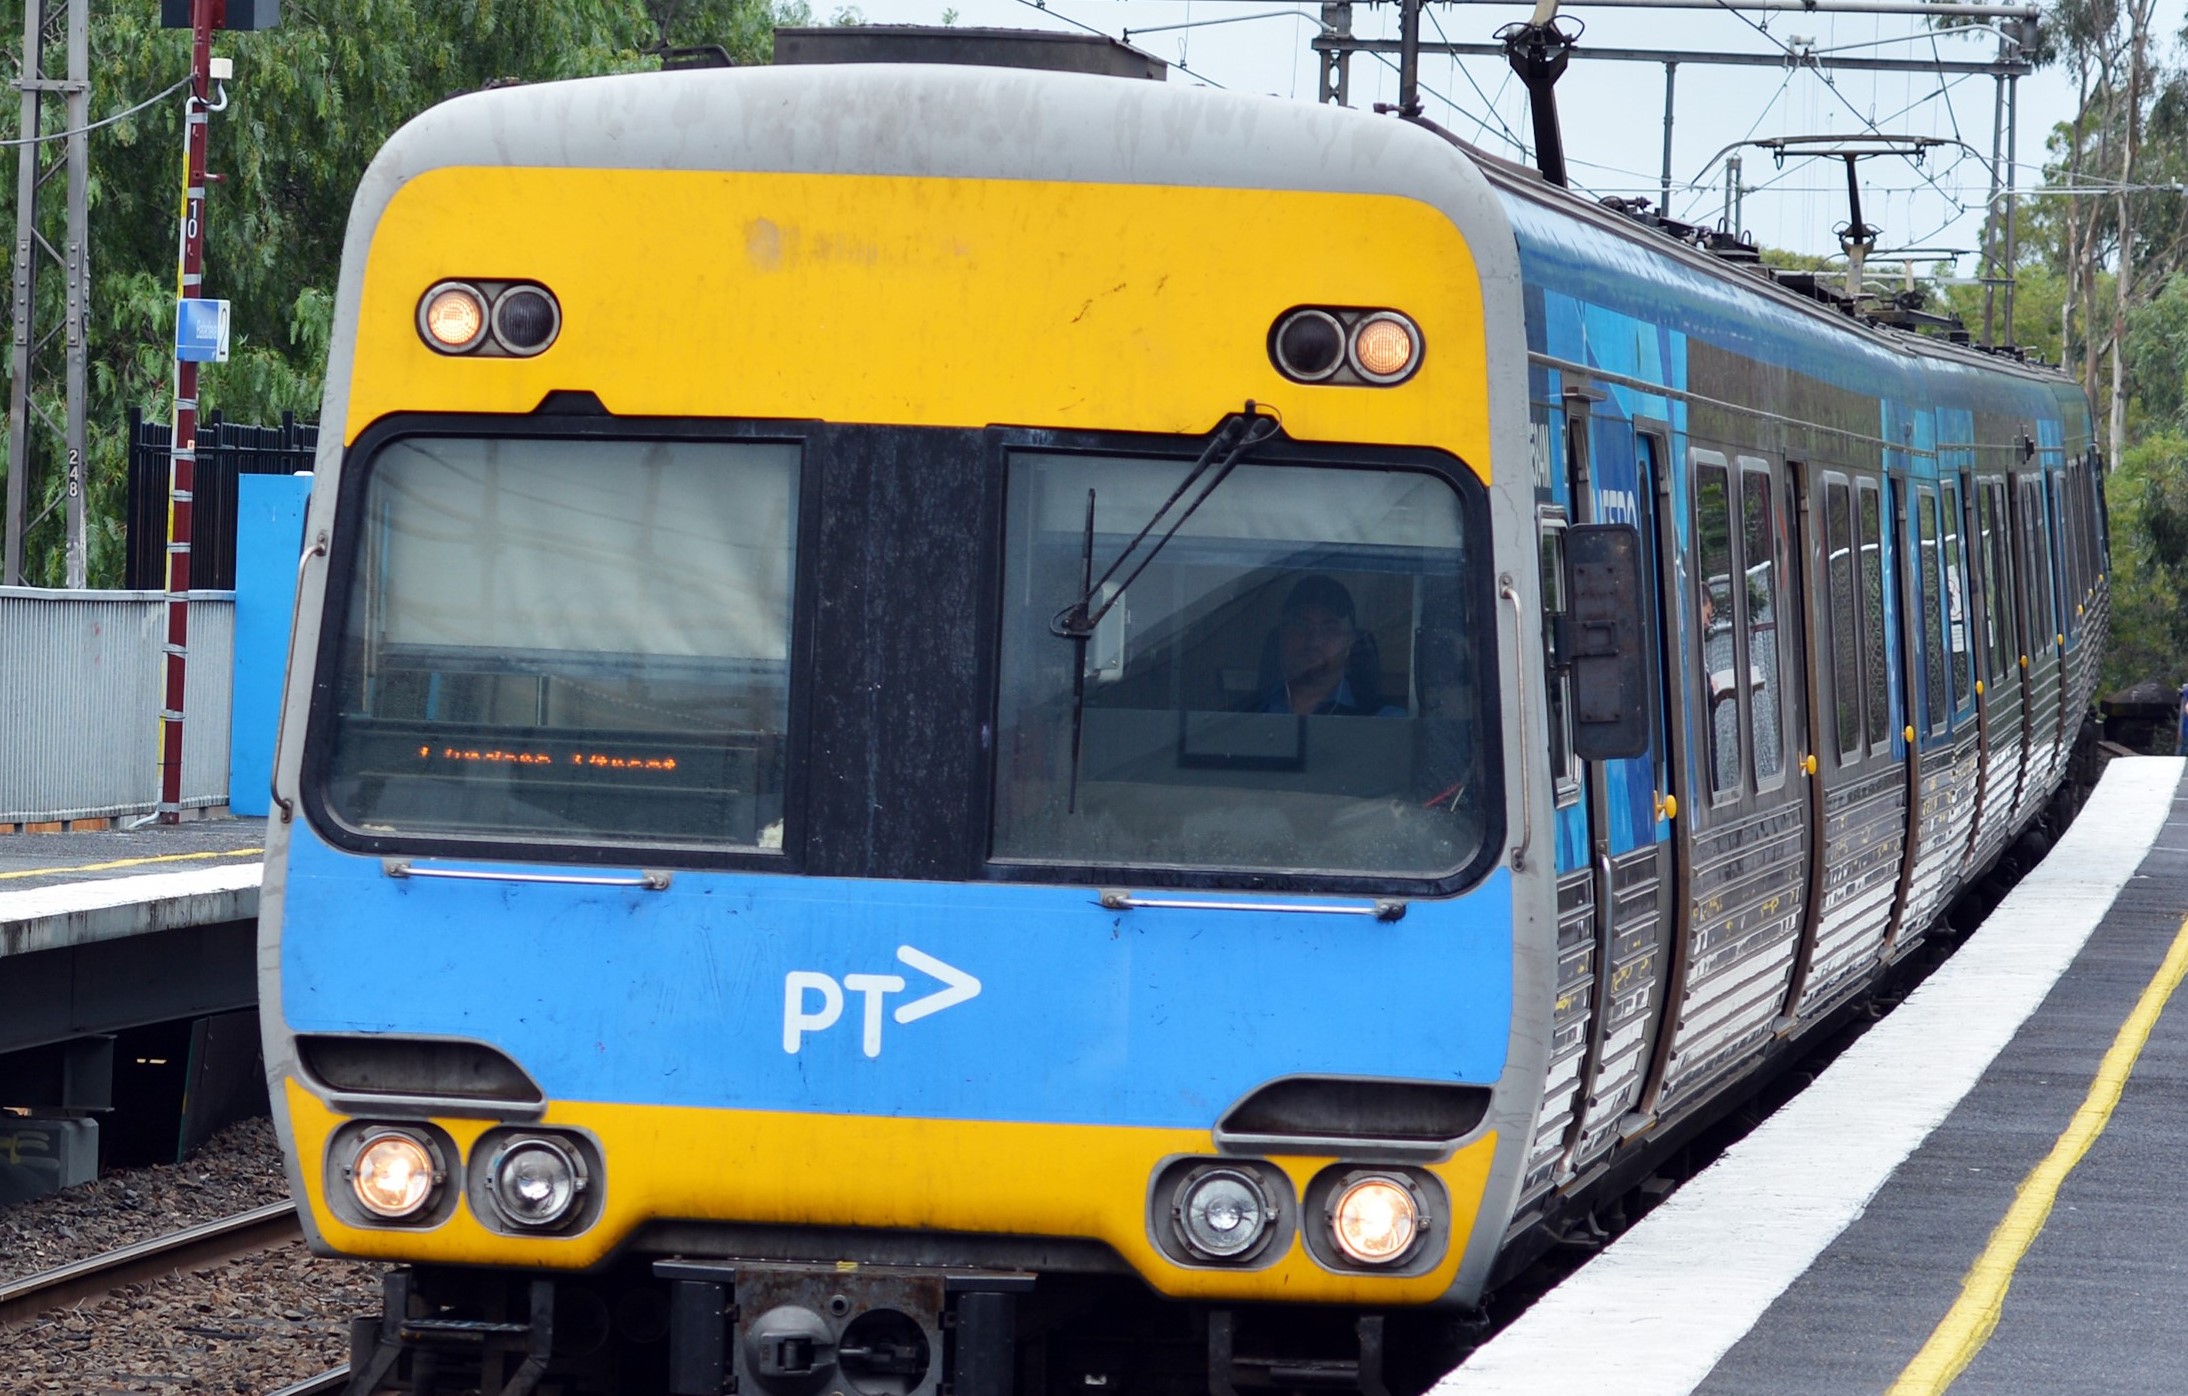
[0,1198,301,1329]
[269,1364,353,1395]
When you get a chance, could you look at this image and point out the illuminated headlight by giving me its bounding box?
[349,1130,443,1220]
[1348,313,1421,384]
[418,282,487,353]
[1329,1174,1425,1265]
[1173,1167,1275,1261]
[483,1136,588,1229]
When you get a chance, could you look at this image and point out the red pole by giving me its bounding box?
[157,0,213,823]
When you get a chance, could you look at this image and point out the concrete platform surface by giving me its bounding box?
[1439,756,2188,1396]
[0,815,265,958]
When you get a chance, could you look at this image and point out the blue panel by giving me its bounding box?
[229,475,311,817]
[279,827,1515,1128]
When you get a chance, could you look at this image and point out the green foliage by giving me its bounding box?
[2104,430,2188,691]
[1,0,790,586]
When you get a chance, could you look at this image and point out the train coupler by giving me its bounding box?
[1207,1310,1389,1396]
[656,1259,1034,1396]
[346,1268,555,1396]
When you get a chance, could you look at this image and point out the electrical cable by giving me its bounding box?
[0,75,190,148]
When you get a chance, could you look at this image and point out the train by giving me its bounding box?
[258,33,2106,1396]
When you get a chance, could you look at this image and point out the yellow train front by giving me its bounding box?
[261,49,1552,1396]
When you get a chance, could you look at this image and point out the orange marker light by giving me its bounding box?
[1349,314,1421,383]
[419,283,487,352]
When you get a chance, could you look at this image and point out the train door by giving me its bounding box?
[1783,468,1905,1017]
[1777,461,1831,1025]
[1645,450,1811,1113]
[1535,393,1679,1192]
[1881,474,1926,957]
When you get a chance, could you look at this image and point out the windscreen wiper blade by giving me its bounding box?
[1052,403,1280,814]
[1050,403,1281,641]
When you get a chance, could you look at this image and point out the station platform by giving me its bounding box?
[1441,755,2188,1396]
[1,816,265,1098]
[0,814,263,956]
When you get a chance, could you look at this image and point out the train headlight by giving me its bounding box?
[1272,309,1346,382]
[418,282,488,353]
[1174,1167,1275,1261]
[1329,1174,1423,1265]
[491,285,561,355]
[1348,313,1421,383]
[484,1135,588,1229]
[350,1130,442,1219]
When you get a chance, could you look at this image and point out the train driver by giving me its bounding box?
[1256,575,1402,717]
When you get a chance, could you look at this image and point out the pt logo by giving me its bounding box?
[782,945,981,1057]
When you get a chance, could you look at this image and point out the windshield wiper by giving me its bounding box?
[1052,403,1281,812]
[1050,403,1280,642]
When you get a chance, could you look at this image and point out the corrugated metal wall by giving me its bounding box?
[0,588,234,823]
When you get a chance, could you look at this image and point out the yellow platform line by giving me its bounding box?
[1890,910,2188,1394]
[0,847,263,881]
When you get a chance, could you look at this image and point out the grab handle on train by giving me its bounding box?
[271,529,329,824]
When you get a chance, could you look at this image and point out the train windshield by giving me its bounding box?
[993,452,1489,879]
[318,435,798,851]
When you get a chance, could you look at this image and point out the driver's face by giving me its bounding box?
[1281,604,1356,684]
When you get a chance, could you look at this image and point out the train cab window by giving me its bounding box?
[1856,479,1890,752]
[1916,487,1948,733]
[1694,457,1739,798]
[990,453,1488,880]
[1823,477,1861,762]
[317,435,800,851]
[1740,462,1784,785]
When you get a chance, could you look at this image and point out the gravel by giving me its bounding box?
[0,1119,295,1284]
[1,1116,384,1393]
[4,1240,378,1393]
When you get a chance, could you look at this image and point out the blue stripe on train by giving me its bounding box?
[278,827,1514,1130]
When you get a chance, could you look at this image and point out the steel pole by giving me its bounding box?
[1320,0,1352,105]
[1397,0,1422,117]
[62,0,86,589]
[5,2,43,586]
[1981,72,2004,344]
[1659,61,1677,215]
[2000,71,2019,343]
[159,0,214,822]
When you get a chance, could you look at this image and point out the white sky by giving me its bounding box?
[844,0,2092,272]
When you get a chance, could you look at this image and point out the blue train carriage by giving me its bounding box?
[253,49,2105,1396]
[259,60,1571,1396]
[1482,163,2105,1254]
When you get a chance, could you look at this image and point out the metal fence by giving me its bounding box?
[0,588,233,823]
[125,410,318,591]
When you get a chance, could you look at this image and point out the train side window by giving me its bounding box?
[1740,461,1784,784]
[1694,455,1739,798]
[2025,478,2058,646]
[1539,511,1578,805]
[1824,477,1861,762]
[2057,472,2085,614]
[1941,480,1971,713]
[1976,481,2008,682]
[1856,479,1890,752]
[1916,486,1948,734]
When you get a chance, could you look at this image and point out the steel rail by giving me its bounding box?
[0,1199,300,1328]
[267,1364,352,1396]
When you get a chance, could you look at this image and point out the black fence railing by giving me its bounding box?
[125,409,318,591]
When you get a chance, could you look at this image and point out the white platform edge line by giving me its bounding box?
[0,860,264,924]
[1437,756,2188,1396]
